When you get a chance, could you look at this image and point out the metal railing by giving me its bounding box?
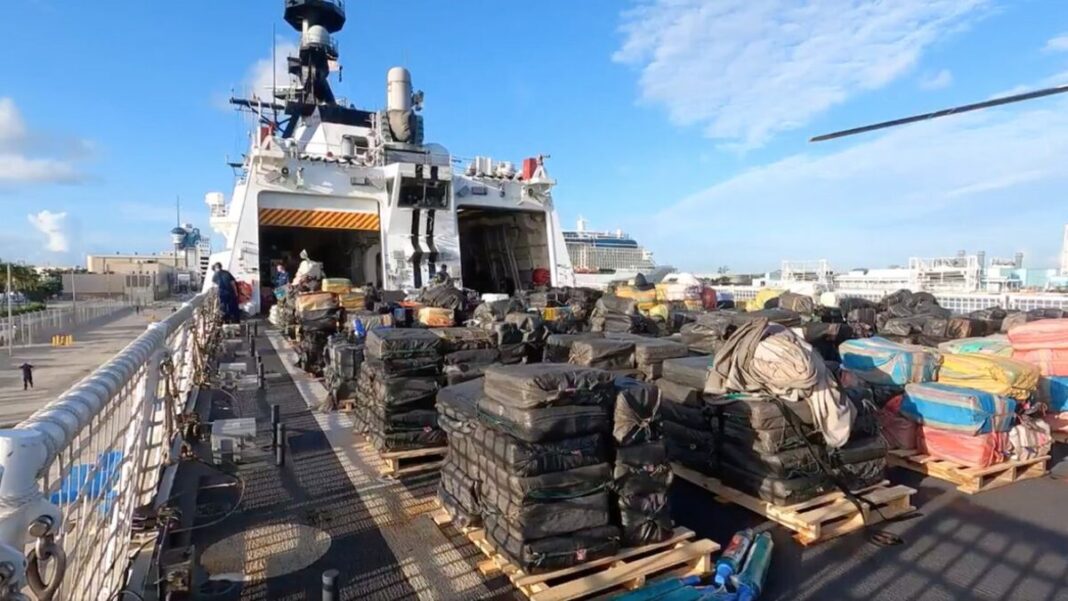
[0,292,219,600]
[0,300,129,348]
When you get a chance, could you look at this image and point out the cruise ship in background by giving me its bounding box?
[564,217,659,288]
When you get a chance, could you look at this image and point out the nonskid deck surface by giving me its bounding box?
[189,323,1068,601]
[189,325,518,600]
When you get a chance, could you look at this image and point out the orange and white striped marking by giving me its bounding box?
[258,208,380,231]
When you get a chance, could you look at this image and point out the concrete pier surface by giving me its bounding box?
[0,302,179,427]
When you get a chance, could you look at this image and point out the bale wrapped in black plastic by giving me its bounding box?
[365,425,447,452]
[656,378,702,408]
[358,363,439,410]
[544,333,605,363]
[432,327,496,353]
[417,283,468,311]
[365,327,442,361]
[613,379,663,446]
[437,380,482,475]
[662,420,716,474]
[526,289,569,309]
[471,424,606,477]
[298,330,332,375]
[443,349,500,385]
[801,322,855,363]
[570,338,635,371]
[477,396,610,443]
[662,356,714,391]
[483,516,620,574]
[483,364,615,409]
[473,298,527,325]
[479,461,611,507]
[613,441,674,546]
[481,489,612,540]
[323,334,363,401]
[679,313,734,354]
[710,395,817,455]
[439,460,481,528]
[590,295,640,333]
[770,291,815,314]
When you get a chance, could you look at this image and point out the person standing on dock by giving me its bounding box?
[18,362,33,390]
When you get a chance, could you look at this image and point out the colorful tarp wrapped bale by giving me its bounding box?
[1008,319,1068,375]
[936,353,1039,401]
[917,426,1009,468]
[1037,376,1068,412]
[746,288,784,312]
[937,335,1013,357]
[900,383,1017,435]
[839,337,941,386]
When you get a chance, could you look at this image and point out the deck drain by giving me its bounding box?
[201,523,331,581]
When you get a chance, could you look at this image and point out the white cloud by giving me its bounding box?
[919,69,954,90]
[28,210,70,253]
[0,98,27,144]
[1044,34,1068,53]
[244,38,299,102]
[0,97,87,185]
[634,97,1068,271]
[614,0,990,148]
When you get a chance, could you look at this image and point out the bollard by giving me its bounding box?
[258,362,266,389]
[322,569,339,601]
[275,423,286,467]
[253,322,259,337]
[271,404,281,448]
[250,337,257,357]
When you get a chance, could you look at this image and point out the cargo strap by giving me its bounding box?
[770,398,913,547]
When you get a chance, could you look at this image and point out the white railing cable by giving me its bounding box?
[0,292,220,601]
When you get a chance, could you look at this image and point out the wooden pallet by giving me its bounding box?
[671,463,915,545]
[887,449,1049,494]
[431,507,717,601]
[357,442,446,478]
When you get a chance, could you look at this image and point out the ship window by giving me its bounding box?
[398,176,449,209]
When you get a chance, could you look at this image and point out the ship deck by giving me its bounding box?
[181,322,1068,601]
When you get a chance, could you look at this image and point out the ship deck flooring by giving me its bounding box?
[187,322,1068,601]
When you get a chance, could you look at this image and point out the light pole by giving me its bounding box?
[7,262,12,356]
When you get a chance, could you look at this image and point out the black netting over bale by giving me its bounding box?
[612,379,663,446]
[437,379,482,421]
[358,366,439,409]
[471,425,606,477]
[717,462,832,506]
[718,442,822,480]
[479,461,611,505]
[438,483,481,529]
[444,363,492,386]
[477,396,610,443]
[613,446,672,496]
[417,284,467,311]
[440,460,480,517]
[365,327,441,360]
[661,356,713,390]
[483,364,615,409]
[570,338,635,370]
[710,395,815,431]
[618,492,673,547]
[483,517,620,574]
[659,398,710,429]
[544,333,605,363]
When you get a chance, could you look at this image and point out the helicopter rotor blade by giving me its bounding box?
[810,83,1068,142]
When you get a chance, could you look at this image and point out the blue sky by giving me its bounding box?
[2,0,1068,272]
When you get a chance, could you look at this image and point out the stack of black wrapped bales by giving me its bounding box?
[474,364,620,573]
[656,357,718,473]
[357,328,446,452]
[612,379,674,546]
[433,327,499,385]
[437,378,484,528]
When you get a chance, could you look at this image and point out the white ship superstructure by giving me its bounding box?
[205,0,574,312]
